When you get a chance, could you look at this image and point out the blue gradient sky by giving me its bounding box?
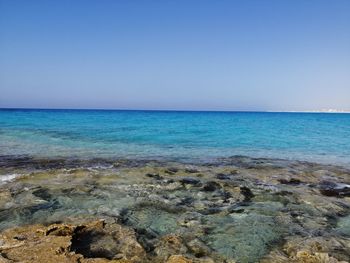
[0,0,349,111]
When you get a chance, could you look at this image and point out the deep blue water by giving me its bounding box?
[1,109,350,165]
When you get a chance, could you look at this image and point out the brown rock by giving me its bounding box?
[294,251,346,263]
[0,191,12,208]
[0,254,11,263]
[186,239,211,257]
[0,220,146,263]
[166,255,193,263]
[262,236,350,263]
[154,235,188,261]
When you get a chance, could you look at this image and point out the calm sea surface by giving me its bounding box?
[1,109,350,165]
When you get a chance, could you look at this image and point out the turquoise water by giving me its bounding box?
[1,109,350,165]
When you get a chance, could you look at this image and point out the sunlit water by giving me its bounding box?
[1,109,350,262]
[1,109,350,165]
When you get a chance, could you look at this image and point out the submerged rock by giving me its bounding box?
[184,168,199,174]
[240,186,254,202]
[145,173,163,180]
[180,178,201,186]
[202,213,284,263]
[262,236,350,263]
[336,215,350,236]
[1,156,350,262]
[120,205,180,238]
[278,178,302,185]
[177,197,195,206]
[202,181,221,192]
[165,168,179,175]
[319,181,350,197]
[215,173,231,180]
[153,235,188,261]
[0,190,12,208]
[186,238,212,257]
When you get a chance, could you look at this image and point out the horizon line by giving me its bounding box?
[0,107,349,114]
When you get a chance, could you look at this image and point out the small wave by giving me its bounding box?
[0,173,21,184]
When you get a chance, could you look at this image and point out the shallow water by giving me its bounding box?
[1,109,350,166]
[0,156,349,262]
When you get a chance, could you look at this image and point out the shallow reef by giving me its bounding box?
[0,155,350,262]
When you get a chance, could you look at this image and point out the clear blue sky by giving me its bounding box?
[0,0,349,111]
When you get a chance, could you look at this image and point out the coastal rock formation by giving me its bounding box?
[262,236,350,262]
[0,156,350,262]
[0,220,217,263]
[0,220,145,263]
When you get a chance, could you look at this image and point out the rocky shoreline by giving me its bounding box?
[0,156,349,262]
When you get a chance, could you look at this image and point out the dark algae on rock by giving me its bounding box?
[0,156,350,262]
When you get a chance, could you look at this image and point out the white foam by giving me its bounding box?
[0,174,20,184]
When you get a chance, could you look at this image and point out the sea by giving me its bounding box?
[0,108,350,166]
